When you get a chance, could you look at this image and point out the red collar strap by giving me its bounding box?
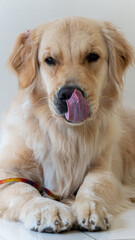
[0,178,60,201]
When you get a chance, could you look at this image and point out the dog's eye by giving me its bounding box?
[86,53,100,63]
[45,57,56,65]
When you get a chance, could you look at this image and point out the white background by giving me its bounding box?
[0,0,135,117]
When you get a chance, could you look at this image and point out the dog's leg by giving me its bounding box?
[72,167,132,231]
[0,167,76,232]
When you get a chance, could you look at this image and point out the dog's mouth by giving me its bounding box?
[64,89,89,124]
[52,87,90,124]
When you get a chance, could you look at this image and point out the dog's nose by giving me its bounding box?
[58,86,75,103]
[58,86,84,103]
[55,86,84,115]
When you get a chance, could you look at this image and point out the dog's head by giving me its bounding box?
[8,17,134,125]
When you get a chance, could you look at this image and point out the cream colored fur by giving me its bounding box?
[0,17,135,232]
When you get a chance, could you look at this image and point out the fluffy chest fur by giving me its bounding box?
[30,123,94,197]
[42,135,92,197]
[27,112,113,197]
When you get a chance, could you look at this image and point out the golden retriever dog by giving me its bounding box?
[0,17,135,233]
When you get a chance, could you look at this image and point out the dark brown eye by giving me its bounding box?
[45,57,56,65]
[87,53,100,63]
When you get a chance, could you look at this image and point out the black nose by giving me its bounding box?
[58,86,76,103]
[58,86,84,103]
[55,85,84,115]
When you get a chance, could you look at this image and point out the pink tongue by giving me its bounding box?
[65,89,89,123]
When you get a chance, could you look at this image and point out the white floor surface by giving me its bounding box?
[0,208,135,240]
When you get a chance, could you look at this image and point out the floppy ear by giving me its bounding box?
[8,30,39,89]
[101,22,134,86]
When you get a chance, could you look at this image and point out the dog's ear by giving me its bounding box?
[8,30,39,89]
[101,22,134,86]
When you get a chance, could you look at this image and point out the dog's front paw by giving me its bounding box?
[20,197,76,233]
[72,198,111,231]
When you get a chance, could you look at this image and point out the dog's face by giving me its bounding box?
[38,18,108,124]
[8,17,134,125]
